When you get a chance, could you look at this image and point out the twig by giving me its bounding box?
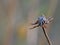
[42,27,52,45]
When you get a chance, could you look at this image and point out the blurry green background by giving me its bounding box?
[0,0,60,45]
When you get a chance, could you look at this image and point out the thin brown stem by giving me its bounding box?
[42,27,52,45]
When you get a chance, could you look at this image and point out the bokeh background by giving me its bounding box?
[0,0,60,45]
